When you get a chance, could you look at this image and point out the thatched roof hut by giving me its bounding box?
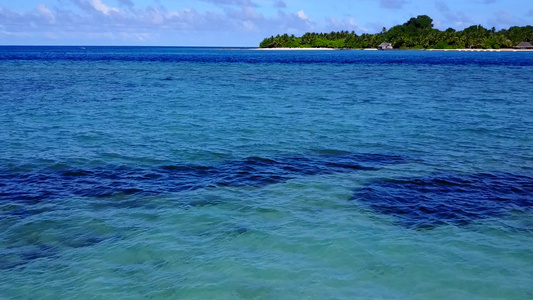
[514,42,533,49]
[378,42,393,50]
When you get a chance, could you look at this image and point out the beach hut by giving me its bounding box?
[514,42,533,49]
[378,42,393,50]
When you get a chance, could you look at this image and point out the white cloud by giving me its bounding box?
[327,17,363,31]
[147,7,164,24]
[90,0,119,15]
[0,25,14,36]
[88,31,115,39]
[120,32,150,41]
[242,20,258,31]
[297,10,308,20]
[0,1,315,45]
[226,5,263,20]
[37,4,55,22]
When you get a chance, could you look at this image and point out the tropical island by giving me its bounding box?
[258,15,533,50]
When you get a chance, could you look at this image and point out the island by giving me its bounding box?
[258,15,533,50]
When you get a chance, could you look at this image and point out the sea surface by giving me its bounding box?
[0,46,532,299]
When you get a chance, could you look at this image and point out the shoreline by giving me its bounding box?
[253,47,336,51]
[251,47,533,52]
[427,48,533,52]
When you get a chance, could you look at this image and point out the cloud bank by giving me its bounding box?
[0,0,317,45]
[0,0,531,46]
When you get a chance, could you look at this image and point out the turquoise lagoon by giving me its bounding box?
[0,47,532,299]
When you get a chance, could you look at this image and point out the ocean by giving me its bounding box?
[0,46,532,299]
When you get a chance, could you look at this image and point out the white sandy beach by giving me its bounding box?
[427,48,533,52]
[254,47,336,50]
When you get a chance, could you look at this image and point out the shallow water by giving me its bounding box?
[1,47,532,299]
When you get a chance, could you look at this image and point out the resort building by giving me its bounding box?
[378,42,393,50]
[514,42,533,49]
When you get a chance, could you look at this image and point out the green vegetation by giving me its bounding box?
[259,15,533,49]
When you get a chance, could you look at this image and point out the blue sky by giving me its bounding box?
[0,0,531,46]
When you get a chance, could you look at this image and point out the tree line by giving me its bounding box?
[259,15,533,49]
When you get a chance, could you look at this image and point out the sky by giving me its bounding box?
[0,0,531,46]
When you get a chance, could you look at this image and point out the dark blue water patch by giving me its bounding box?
[0,233,118,271]
[0,244,58,271]
[0,152,405,205]
[62,234,109,249]
[0,46,532,66]
[352,172,533,229]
